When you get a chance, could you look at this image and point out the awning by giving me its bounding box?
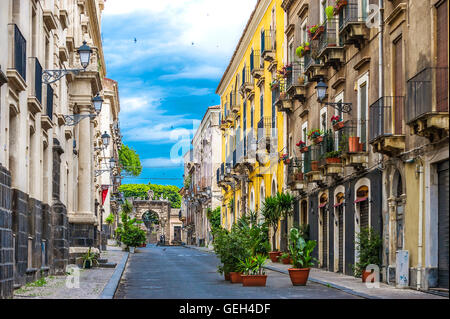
[354,197,368,203]
[319,202,327,208]
[334,202,344,207]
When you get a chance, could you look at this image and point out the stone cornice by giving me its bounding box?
[86,0,106,78]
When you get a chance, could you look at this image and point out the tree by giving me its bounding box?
[118,144,142,177]
[118,183,182,208]
[207,207,221,233]
[260,195,282,251]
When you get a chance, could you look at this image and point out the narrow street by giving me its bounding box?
[114,246,361,299]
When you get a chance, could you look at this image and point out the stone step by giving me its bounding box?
[98,262,117,268]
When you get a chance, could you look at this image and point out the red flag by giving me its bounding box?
[102,186,109,205]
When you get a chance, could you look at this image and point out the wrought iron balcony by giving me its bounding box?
[250,50,264,79]
[261,29,276,61]
[287,157,305,190]
[41,84,54,131]
[369,96,406,156]
[338,120,369,167]
[240,67,253,94]
[406,67,449,141]
[338,1,369,49]
[285,62,307,102]
[304,145,323,183]
[303,54,325,82]
[318,18,345,69]
[28,58,43,115]
[7,24,27,92]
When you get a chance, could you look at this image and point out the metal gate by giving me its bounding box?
[321,208,328,269]
[438,160,449,289]
[338,206,344,273]
[359,200,369,230]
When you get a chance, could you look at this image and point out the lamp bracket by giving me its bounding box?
[64,114,96,126]
[322,101,352,113]
[42,68,84,84]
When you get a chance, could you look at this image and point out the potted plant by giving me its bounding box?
[324,151,342,164]
[278,252,291,264]
[308,24,325,41]
[334,0,348,15]
[279,153,290,164]
[239,255,268,287]
[212,227,235,281]
[296,140,308,153]
[287,228,318,285]
[331,115,344,131]
[354,227,382,282]
[261,196,283,261]
[307,129,324,144]
[81,247,99,269]
[348,135,360,153]
[270,79,279,90]
[325,5,335,20]
[295,42,311,58]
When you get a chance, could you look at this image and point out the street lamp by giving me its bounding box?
[43,40,93,84]
[315,77,352,113]
[95,157,116,177]
[64,93,105,126]
[101,131,111,148]
[109,157,116,169]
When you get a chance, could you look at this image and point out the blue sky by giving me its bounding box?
[101,0,257,188]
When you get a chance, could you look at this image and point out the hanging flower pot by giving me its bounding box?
[311,161,319,171]
[300,146,308,153]
[333,121,345,131]
[314,136,324,144]
[295,172,304,181]
[326,157,341,164]
[311,25,325,40]
[334,0,348,16]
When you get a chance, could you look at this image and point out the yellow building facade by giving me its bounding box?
[216,0,286,250]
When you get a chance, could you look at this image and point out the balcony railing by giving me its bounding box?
[339,1,366,31]
[286,62,304,91]
[257,117,272,143]
[304,54,321,72]
[261,29,276,53]
[369,96,405,142]
[46,84,54,120]
[339,120,368,153]
[319,18,341,53]
[303,145,320,174]
[406,67,449,123]
[13,24,27,81]
[241,67,251,86]
[31,58,43,103]
[250,50,263,72]
[287,157,304,184]
[318,130,336,166]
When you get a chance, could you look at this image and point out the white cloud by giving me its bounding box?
[142,157,184,167]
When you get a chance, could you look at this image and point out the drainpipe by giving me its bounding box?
[417,158,424,290]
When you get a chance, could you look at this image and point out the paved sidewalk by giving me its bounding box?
[184,245,446,299]
[14,245,126,299]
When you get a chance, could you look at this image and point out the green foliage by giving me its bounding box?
[276,192,295,219]
[115,199,146,248]
[207,207,221,232]
[184,174,192,189]
[278,252,290,261]
[118,183,182,208]
[323,150,341,158]
[238,255,268,275]
[353,227,382,277]
[118,144,142,177]
[82,247,99,269]
[288,228,318,268]
[105,213,115,225]
[325,5,335,20]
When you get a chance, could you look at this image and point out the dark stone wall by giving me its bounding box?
[52,202,68,274]
[307,192,319,261]
[0,165,13,298]
[12,188,29,286]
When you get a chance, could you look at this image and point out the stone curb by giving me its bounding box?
[98,252,129,299]
[262,265,377,299]
[182,245,215,254]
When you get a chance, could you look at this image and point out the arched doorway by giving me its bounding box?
[142,210,160,243]
[319,193,328,269]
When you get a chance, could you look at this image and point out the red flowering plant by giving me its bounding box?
[331,115,342,125]
[280,153,290,164]
[296,140,306,148]
[277,64,292,78]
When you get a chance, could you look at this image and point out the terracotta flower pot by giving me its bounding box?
[314,136,323,144]
[224,273,231,281]
[311,161,319,171]
[362,270,375,283]
[326,157,341,164]
[229,272,243,283]
[282,257,291,264]
[358,142,364,152]
[288,268,311,286]
[241,275,267,287]
[269,251,281,262]
[295,173,304,181]
[333,121,345,131]
[334,0,348,15]
[300,146,308,153]
[348,136,360,153]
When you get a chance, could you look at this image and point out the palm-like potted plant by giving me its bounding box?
[81,247,99,269]
[278,252,291,264]
[354,227,382,282]
[239,255,268,287]
[261,196,282,262]
[288,228,318,285]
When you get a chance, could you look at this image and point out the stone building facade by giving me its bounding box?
[182,106,222,248]
[0,0,121,298]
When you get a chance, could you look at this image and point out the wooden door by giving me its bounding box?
[436,0,448,112]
